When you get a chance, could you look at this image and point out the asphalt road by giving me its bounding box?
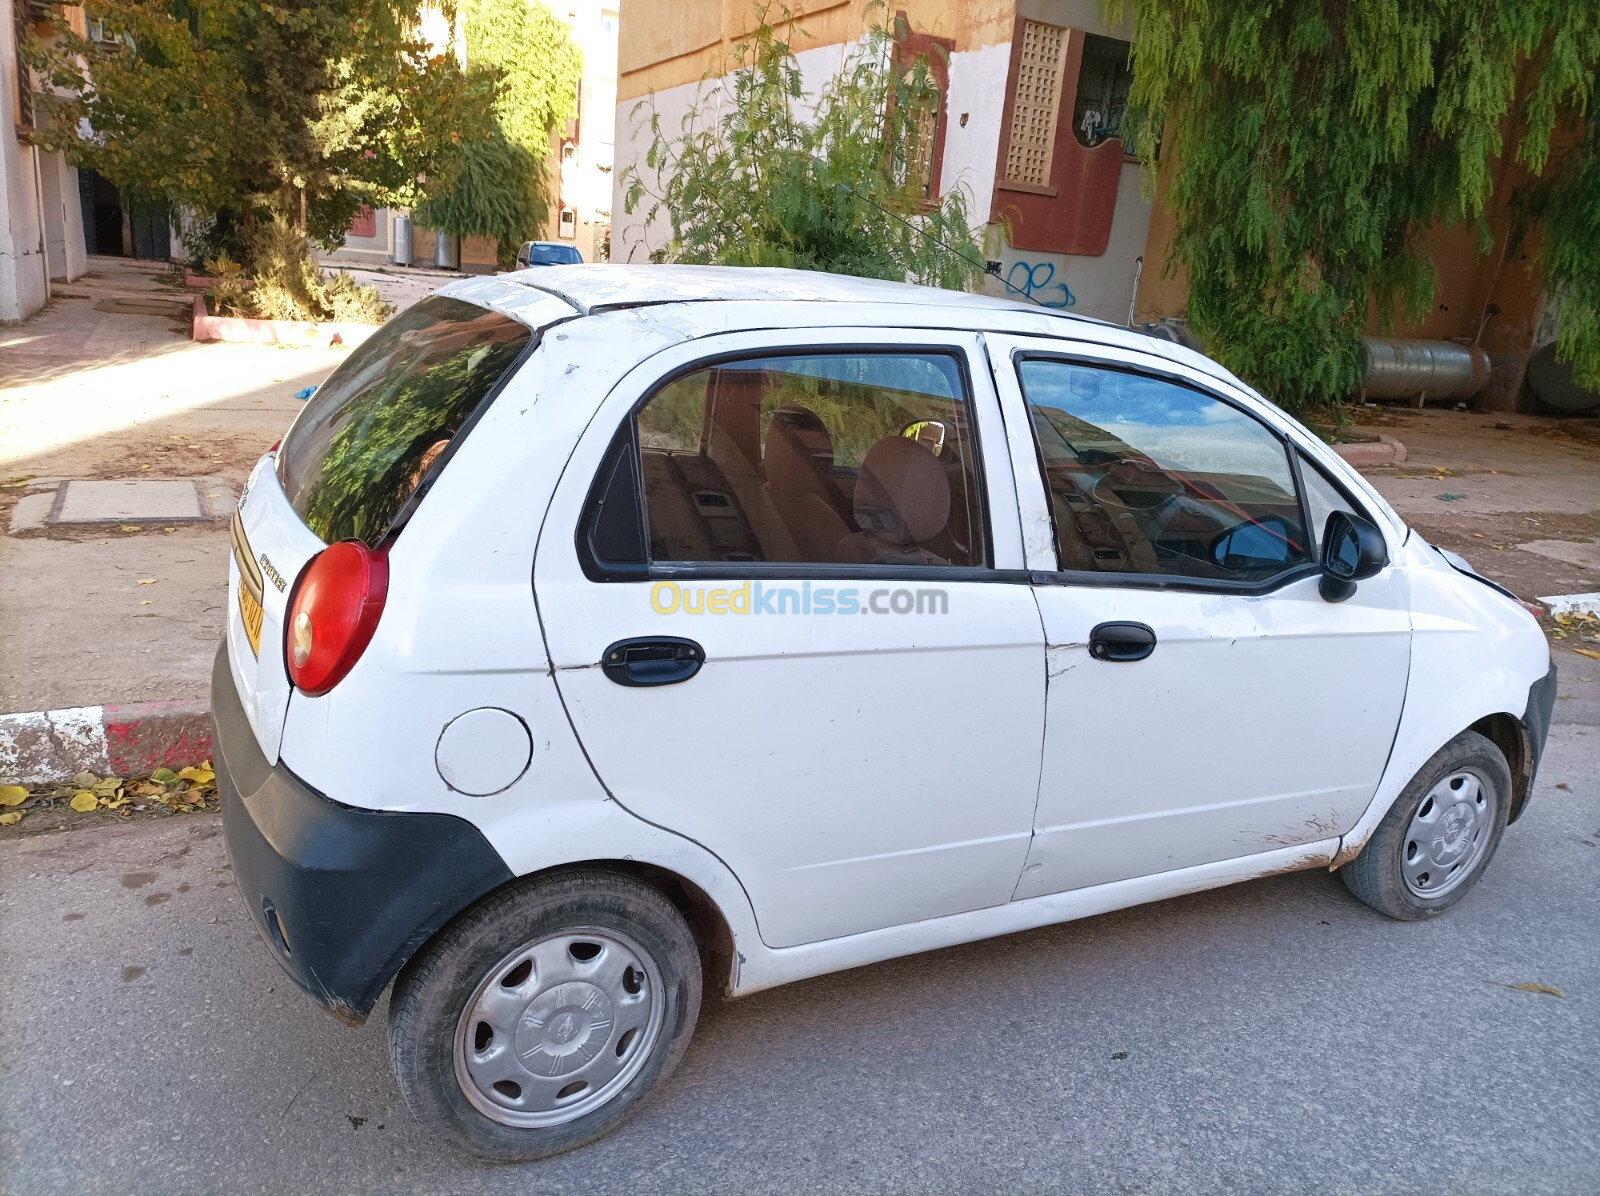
[1,723,1596,1196]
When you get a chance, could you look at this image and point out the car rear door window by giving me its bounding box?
[630,352,989,567]
[277,296,531,547]
[1017,359,1311,583]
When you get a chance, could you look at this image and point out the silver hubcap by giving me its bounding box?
[453,929,664,1128]
[1401,769,1495,898]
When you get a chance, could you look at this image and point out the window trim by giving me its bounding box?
[576,342,1008,583]
[1010,348,1327,597]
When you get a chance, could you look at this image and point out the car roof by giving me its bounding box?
[431,266,1409,542]
[496,263,1104,321]
[439,264,1235,395]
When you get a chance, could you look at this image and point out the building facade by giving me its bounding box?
[612,0,1153,323]
[612,0,1562,406]
[2,0,89,323]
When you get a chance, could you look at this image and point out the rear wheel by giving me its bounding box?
[1341,730,1511,920]
[389,868,702,1160]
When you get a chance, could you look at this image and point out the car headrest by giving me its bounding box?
[853,436,949,545]
[763,406,836,495]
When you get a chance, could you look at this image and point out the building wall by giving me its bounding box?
[2,3,50,321]
[611,0,1152,322]
[38,148,87,280]
[541,1,619,261]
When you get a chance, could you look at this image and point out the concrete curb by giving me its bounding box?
[1332,434,1408,468]
[1539,592,1600,617]
[0,699,211,785]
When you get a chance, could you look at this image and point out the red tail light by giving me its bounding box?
[285,541,388,696]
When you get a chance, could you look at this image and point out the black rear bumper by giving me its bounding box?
[212,645,513,1024]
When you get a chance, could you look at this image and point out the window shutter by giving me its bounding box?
[1004,22,1069,188]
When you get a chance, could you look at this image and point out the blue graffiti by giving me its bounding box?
[1006,259,1077,308]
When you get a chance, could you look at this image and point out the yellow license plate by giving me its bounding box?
[238,582,264,657]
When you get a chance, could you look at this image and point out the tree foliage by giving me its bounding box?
[32,1,495,251]
[1529,118,1600,387]
[416,0,581,269]
[1112,1,1600,406]
[622,5,983,289]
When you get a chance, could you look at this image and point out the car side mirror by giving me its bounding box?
[1319,510,1387,602]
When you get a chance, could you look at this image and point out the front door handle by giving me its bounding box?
[1088,621,1156,663]
[601,637,705,687]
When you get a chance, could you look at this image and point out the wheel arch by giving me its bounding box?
[398,857,743,1001]
[1335,706,1529,867]
[1469,711,1533,825]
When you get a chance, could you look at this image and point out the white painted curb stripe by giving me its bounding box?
[0,706,111,785]
[1538,592,1600,617]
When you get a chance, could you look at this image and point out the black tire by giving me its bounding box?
[1340,729,1512,920]
[388,867,702,1161]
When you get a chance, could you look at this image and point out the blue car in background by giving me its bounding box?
[515,241,584,268]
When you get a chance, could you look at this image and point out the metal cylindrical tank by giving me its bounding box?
[1525,341,1600,413]
[1360,337,1491,402]
[391,215,413,267]
[434,231,461,271]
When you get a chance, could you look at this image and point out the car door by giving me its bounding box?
[985,335,1412,897]
[534,327,1046,948]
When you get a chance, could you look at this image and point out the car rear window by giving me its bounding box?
[277,296,532,546]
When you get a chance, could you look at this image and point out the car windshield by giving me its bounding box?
[525,244,582,265]
[276,296,532,547]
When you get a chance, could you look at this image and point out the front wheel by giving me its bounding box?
[1340,729,1512,920]
[388,868,702,1160]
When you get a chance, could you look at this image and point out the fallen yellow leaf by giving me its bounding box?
[0,811,22,826]
[1511,983,1566,998]
[140,600,152,606]
[68,791,99,812]
[118,524,141,533]
[1573,648,1600,661]
[177,766,216,785]
[136,578,157,585]
[0,785,28,806]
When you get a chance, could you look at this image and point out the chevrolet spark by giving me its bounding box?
[216,265,1556,1159]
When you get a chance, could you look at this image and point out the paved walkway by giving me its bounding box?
[1,260,352,713]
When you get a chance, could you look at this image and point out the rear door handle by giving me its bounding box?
[601,637,705,687]
[1088,621,1156,663]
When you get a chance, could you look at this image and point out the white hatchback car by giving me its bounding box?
[216,265,1556,1159]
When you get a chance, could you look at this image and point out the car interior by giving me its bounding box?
[1019,361,1314,582]
[636,354,988,567]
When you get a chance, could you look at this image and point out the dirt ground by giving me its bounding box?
[1354,405,1600,605]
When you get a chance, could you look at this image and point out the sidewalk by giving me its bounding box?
[0,257,450,782]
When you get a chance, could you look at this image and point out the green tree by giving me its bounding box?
[33,1,494,253]
[621,5,984,289]
[416,0,581,270]
[1112,1,1600,407]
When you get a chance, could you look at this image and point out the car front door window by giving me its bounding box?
[1017,359,1311,584]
